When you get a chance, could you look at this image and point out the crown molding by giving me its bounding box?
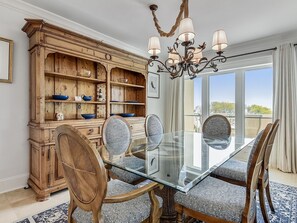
[0,0,147,57]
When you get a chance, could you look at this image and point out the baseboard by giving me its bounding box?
[0,174,29,194]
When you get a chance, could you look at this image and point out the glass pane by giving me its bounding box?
[245,68,273,138]
[209,73,235,135]
[184,77,202,132]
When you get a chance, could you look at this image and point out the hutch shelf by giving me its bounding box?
[22,19,148,201]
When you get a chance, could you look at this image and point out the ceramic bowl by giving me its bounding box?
[81,114,96,119]
[52,95,69,100]
[82,95,92,101]
[120,113,135,117]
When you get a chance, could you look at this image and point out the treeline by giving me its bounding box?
[194,102,272,115]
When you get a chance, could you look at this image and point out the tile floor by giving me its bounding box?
[0,168,296,223]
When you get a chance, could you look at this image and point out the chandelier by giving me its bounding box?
[147,0,228,79]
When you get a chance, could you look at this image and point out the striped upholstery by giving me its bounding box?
[145,114,163,137]
[73,180,163,223]
[103,116,142,183]
[174,177,255,223]
[212,130,264,182]
[103,117,131,156]
[202,115,231,137]
[111,157,145,183]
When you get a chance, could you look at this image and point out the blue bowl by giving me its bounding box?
[81,114,96,119]
[82,95,92,101]
[52,95,69,100]
[120,113,135,117]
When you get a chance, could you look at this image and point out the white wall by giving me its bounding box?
[147,67,168,125]
[0,1,168,193]
[0,5,29,193]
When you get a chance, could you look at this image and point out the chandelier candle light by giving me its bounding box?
[148,0,228,79]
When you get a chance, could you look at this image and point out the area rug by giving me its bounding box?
[15,182,297,223]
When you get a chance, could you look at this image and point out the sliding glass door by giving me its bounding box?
[184,65,273,139]
[245,68,273,137]
[209,73,236,135]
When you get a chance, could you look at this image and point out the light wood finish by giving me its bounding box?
[22,19,148,200]
[110,102,146,105]
[258,119,279,222]
[175,124,273,223]
[45,71,106,83]
[55,125,162,223]
[110,81,145,88]
[45,99,106,105]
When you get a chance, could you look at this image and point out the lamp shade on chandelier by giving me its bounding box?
[148,0,228,79]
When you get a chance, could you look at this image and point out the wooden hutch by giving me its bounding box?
[22,19,148,201]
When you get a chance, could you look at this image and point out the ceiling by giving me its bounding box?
[22,0,297,56]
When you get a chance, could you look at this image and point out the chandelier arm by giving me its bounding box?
[190,55,227,75]
[150,0,187,37]
[149,58,183,77]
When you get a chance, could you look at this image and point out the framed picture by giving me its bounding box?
[147,72,160,98]
[146,147,160,175]
[0,37,13,83]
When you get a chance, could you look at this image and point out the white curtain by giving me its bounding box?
[271,43,297,173]
[165,76,184,132]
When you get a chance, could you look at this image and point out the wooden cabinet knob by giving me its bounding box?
[88,129,94,135]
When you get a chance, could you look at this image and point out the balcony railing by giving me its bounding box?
[184,114,272,138]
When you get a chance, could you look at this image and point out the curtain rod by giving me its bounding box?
[226,47,277,60]
[224,43,297,60]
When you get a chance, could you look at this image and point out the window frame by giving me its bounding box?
[184,62,273,140]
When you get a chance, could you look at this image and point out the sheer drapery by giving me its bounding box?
[271,43,297,173]
[165,77,184,132]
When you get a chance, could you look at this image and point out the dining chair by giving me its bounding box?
[145,114,164,137]
[202,114,231,137]
[131,114,164,159]
[102,115,144,184]
[174,123,272,223]
[211,120,279,223]
[55,124,163,223]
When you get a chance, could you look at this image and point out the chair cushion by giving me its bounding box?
[212,159,247,183]
[110,157,145,183]
[174,177,255,223]
[73,179,163,223]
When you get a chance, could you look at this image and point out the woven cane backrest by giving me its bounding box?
[55,125,107,212]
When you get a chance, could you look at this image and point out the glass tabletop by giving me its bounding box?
[102,131,253,193]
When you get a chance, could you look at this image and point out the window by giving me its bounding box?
[245,68,273,137]
[184,77,202,132]
[184,64,273,139]
[209,73,236,135]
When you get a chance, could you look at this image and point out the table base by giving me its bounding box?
[155,186,177,222]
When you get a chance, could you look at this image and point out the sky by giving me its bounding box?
[193,67,273,110]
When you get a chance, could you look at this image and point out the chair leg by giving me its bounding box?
[265,181,275,213]
[259,182,270,223]
[177,212,183,223]
[68,198,77,223]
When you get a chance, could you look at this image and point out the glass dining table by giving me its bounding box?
[102,131,253,222]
